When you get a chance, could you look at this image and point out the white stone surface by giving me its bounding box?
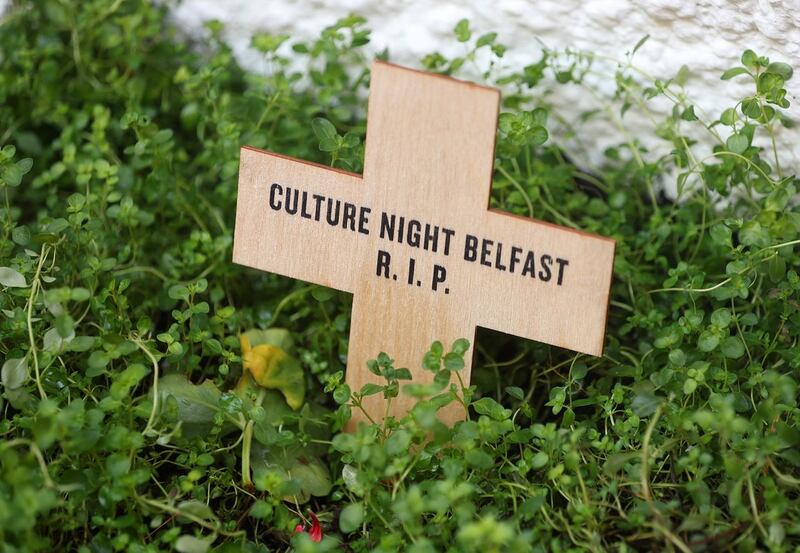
[2,0,797,175]
[169,0,800,178]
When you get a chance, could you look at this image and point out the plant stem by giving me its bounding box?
[28,244,49,400]
[241,419,254,488]
[496,165,534,218]
[241,389,266,487]
[134,337,161,436]
[640,404,661,507]
[2,438,55,488]
[136,496,245,538]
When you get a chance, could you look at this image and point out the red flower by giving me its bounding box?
[294,511,322,542]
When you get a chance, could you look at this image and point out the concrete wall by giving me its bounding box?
[3,0,796,176]
[171,0,799,178]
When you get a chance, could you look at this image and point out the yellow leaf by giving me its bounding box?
[240,334,305,410]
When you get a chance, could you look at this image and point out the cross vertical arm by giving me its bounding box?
[340,61,502,430]
[362,61,500,216]
[345,282,477,430]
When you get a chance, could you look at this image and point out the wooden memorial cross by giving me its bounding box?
[233,60,615,428]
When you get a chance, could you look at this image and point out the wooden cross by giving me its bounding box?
[233,60,615,428]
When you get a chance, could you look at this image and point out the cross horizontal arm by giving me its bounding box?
[466,209,616,356]
[233,147,366,294]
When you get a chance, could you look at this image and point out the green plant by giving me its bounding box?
[1,3,798,552]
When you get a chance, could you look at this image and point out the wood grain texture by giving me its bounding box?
[233,60,616,429]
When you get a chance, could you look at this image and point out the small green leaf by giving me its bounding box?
[17,157,33,174]
[2,357,28,390]
[757,72,784,95]
[342,132,360,148]
[454,19,471,42]
[766,62,793,80]
[569,362,589,381]
[366,359,380,376]
[70,287,91,301]
[168,284,190,301]
[710,308,732,328]
[769,521,786,546]
[451,338,470,355]
[110,363,149,401]
[176,500,216,522]
[720,108,737,126]
[311,286,334,302]
[11,226,30,245]
[472,397,511,420]
[394,368,412,380]
[465,448,493,469]
[68,336,96,352]
[1,159,32,187]
[249,500,272,519]
[251,32,288,54]
[698,331,720,352]
[43,327,71,353]
[476,32,497,48]
[675,65,690,86]
[1,145,16,159]
[443,351,465,371]
[681,105,698,121]
[721,336,745,359]
[604,452,638,475]
[174,535,210,553]
[709,223,732,246]
[531,451,549,469]
[423,341,443,371]
[56,313,74,338]
[339,503,364,533]
[668,349,687,367]
[650,367,674,387]
[359,383,383,396]
[632,34,649,55]
[726,133,749,154]
[318,137,338,152]
[765,187,791,212]
[741,98,762,118]
[768,256,786,283]
[87,350,110,371]
[0,267,27,288]
[157,374,227,437]
[105,452,131,478]
[529,125,548,145]
[741,49,758,68]
[654,326,681,349]
[740,220,768,246]
[631,390,661,417]
[342,464,364,496]
[250,442,332,504]
[721,67,749,80]
[333,384,350,404]
[311,118,337,141]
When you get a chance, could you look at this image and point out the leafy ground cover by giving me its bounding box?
[1,1,799,551]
